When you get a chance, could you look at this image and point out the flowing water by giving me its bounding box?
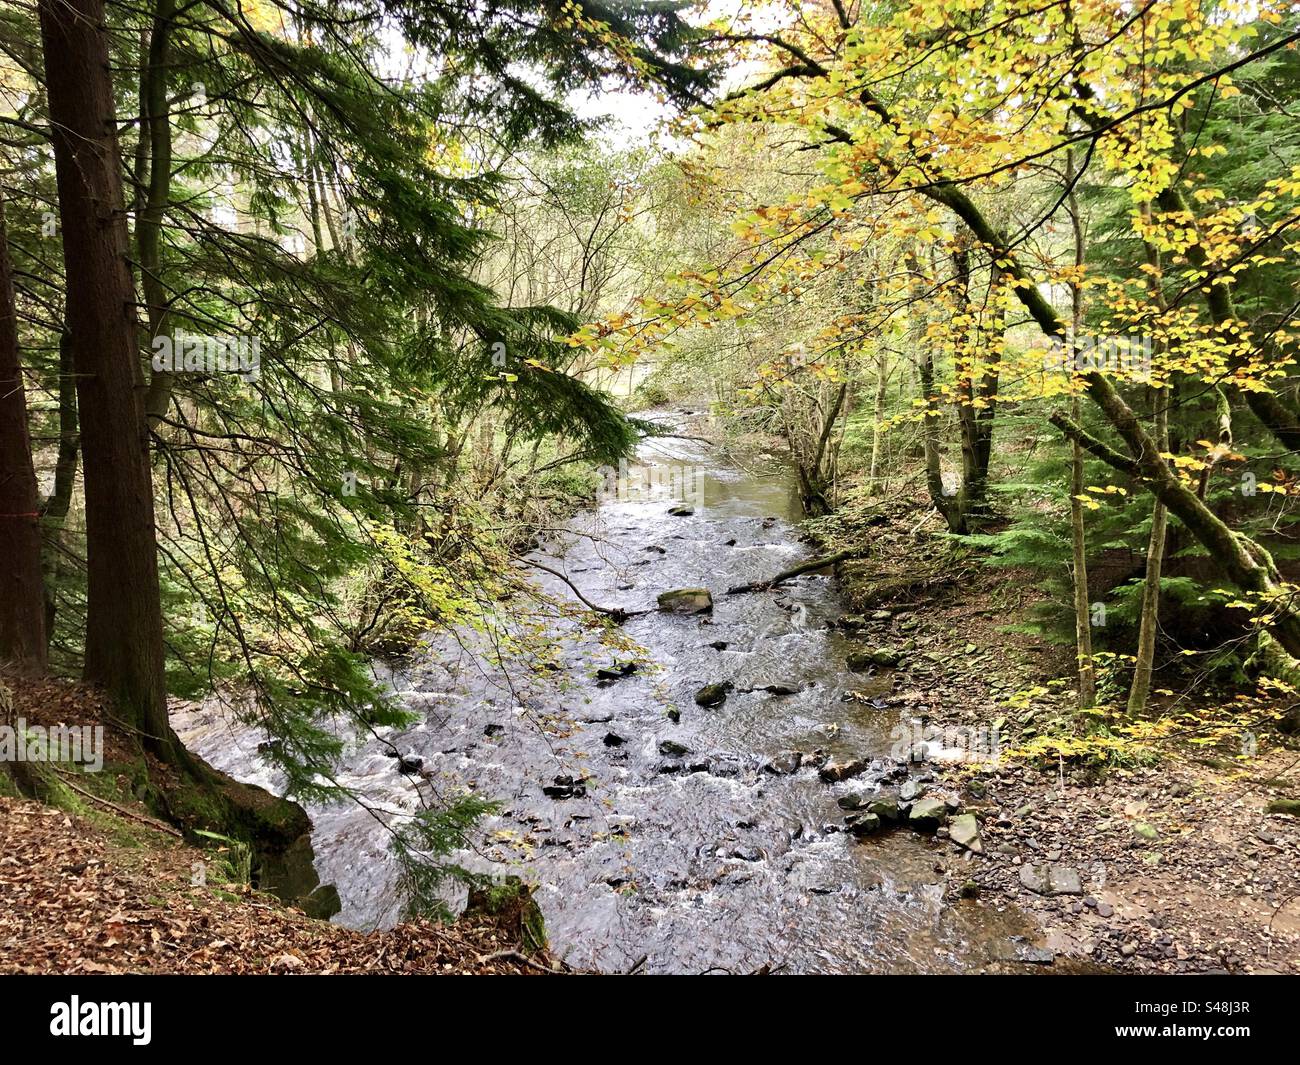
[173,410,1043,973]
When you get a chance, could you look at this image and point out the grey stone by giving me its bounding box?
[657,588,713,614]
[909,796,948,827]
[1018,862,1083,895]
[949,812,982,852]
[819,758,869,783]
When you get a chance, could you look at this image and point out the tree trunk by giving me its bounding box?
[140,0,177,425]
[39,0,178,757]
[1127,207,1174,716]
[867,350,888,488]
[799,380,847,515]
[918,341,962,533]
[40,329,80,644]
[1127,486,1167,714]
[1068,400,1096,709]
[1064,153,1094,708]
[0,196,47,672]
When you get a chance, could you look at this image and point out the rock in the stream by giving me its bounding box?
[847,648,900,672]
[846,812,883,836]
[397,752,424,774]
[908,796,948,828]
[867,798,902,822]
[1018,863,1083,896]
[542,776,587,800]
[819,758,869,783]
[759,682,803,696]
[900,779,924,802]
[763,751,803,775]
[595,661,639,682]
[1005,941,1056,965]
[694,681,732,707]
[658,739,691,757]
[603,732,625,747]
[709,640,729,651]
[658,588,713,614]
[837,793,868,811]
[667,504,695,517]
[949,812,982,853]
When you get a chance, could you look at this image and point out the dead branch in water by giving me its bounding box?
[726,549,861,595]
[521,558,651,622]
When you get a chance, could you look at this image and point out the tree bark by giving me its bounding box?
[0,196,47,672]
[1068,397,1096,708]
[1064,154,1094,708]
[39,0,178,757]
[1127,206,1173,715]
[40,329,80,644]
[140,0,177,425]
[867,350,888,488]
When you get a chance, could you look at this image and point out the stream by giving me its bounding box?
[173,410,1043,973]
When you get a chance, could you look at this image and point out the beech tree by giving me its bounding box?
[578,0,1300,679]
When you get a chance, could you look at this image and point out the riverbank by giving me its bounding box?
[0,795,552,974]
[0,679,554,975]
[818,492,1300,974]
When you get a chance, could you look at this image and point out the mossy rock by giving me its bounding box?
[464,875,546,955]
[657,588,713,614]
[694,682,732,707]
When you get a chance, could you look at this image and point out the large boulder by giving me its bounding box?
[908,796,948,828]
[657,588,713,614]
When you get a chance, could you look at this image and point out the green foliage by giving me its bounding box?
[393,794,503,922]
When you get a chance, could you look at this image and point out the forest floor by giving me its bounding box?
[0,680,553,975]
[827,490,1300,974]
